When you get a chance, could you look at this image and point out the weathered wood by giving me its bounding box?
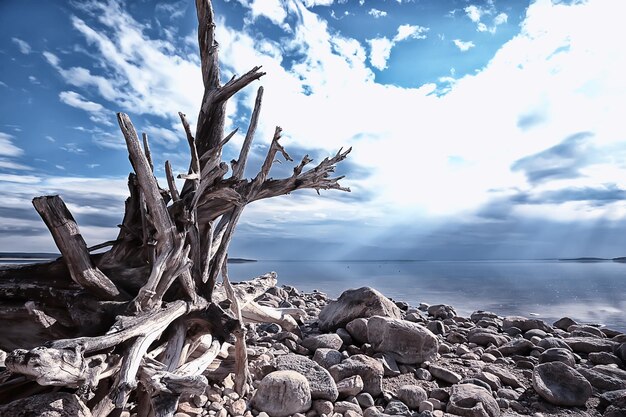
[0,0,350,413]
[32,196,124,301]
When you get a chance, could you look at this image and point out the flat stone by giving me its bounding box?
[538,348,577,367]
[319,287,402,332]
[476,371,502,391]
[498,338,535,356]
[334,401,363,415]
[337,375,364,397]
[483,365,525,389]
[276,354,338,401]
[252,371,312,417]
[329,354,384,396]
[588,352,623,366]
[578,365,626,392]
[468,329,508,347]
[447,383,500,417]
[302,334,344,351]
[564,337,616,354]
[367,315,439,364]
[532,362,592,406]
[503,316,552,333]
[429,364,462,384]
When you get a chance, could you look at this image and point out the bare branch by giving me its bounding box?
[165,160,181,202]
[232,86,263,180]
[32,196,125,301]
[142,133,154,173]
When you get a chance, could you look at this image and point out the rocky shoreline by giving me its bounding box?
[2,281,625,417]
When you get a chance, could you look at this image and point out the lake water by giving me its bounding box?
[228,260,626,332]
[2,259,624,332]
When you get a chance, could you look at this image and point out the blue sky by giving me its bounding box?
[2,0,626,260]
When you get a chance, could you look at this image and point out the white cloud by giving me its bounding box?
[393,24,428,42]
[302,0,335,6]
[453,39,475,51]
[23,0,626,250]
[464,3,507,34]
[367,24,429,70]
[0,132,23,157]
[464,5,483,23]
[494,12,508,26]
[59,91,113,126]
[367,37,394,70]
[11,37,32,54]
[248,0,289,29]
[368,8,387,18]
[43,1,202,136]
[59,91,104,113]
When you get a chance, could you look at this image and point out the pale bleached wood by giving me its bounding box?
[165,160,181,202]
[142,133,154,173]
[221,261,249,396]
[232,86,263,180]
[32,196,124,301]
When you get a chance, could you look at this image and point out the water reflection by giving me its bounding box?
[229,260,626,332]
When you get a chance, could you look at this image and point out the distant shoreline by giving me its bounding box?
[0,252,257,264]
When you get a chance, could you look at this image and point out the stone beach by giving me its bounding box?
[1,282,625,417]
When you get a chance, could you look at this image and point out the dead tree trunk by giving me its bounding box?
[0,0,349,414]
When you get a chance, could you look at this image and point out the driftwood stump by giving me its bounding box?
[0,1,350,415]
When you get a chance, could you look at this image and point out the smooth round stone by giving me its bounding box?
[252,371,312,417]
[396,385,427,409]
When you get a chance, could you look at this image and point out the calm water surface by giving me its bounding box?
[2,259,624,332]
[228,260,626,332]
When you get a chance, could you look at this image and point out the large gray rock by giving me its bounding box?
[539,348,577,367]
[447,383,500,417]
[578,365,626,392]
[252,370,312,417]
[0,392,91,417]
[532,362,592,406]
[565,337,616,353]
[319,287,401,332]
[329,354,384,396]
[367,316,439,364]
[503,316,552,333]
[276,354,338,401]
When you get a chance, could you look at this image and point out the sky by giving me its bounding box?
[1,0,626,260]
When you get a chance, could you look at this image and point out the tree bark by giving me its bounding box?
[0,0,350,414]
